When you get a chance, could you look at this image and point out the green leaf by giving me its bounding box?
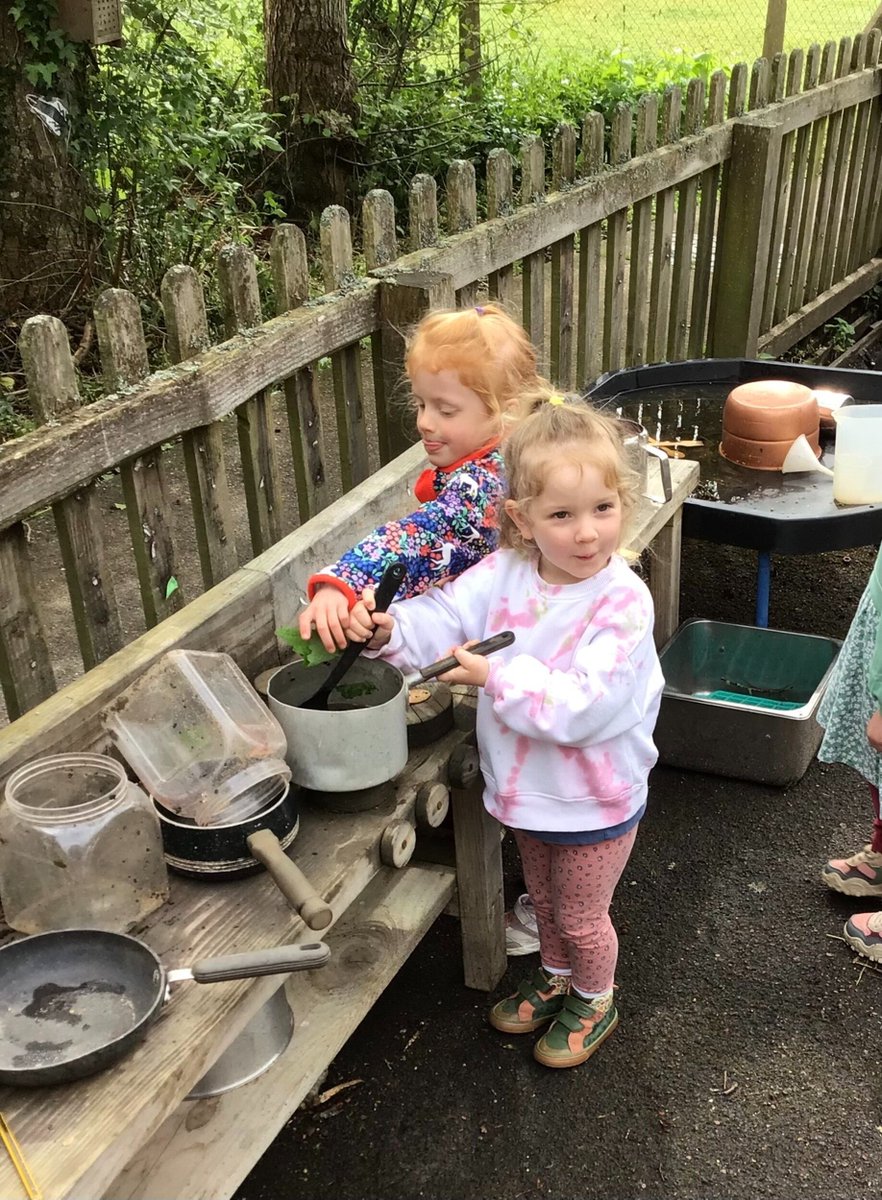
[165,576,180,600]
[276,627,338,667]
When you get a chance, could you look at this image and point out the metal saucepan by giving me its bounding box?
[155,783,333,930]
[618,417,673,502]
[266,632,514,793]
[0,929,330,1087]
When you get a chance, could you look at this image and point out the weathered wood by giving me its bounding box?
[377,272,456,458]
[269,226,331,518]
[770,51,787,101]
[807,40,853,300]
[762,0,787,61]
[486,148,516,309]
[520,136,546,361]
[162,265,239,588]
[836,36,877,279]
[320,206,370,492]
[447,160,479,307]
[604,104,631,372]
[551,123,577,387]
[774,46,820,324]
[0,524,56,720]
[668,78,704,359]
[95,288,184,627]
[627,94,658,365]
[852,31,882,268]
[689,71,727,355]
[576,112,605,386]
[20,316,123,670]
[791,41,838,309]
[708,120,783,356]
[647,87,681,363]
[450,770,506,991]
[362,192,398,466]
[817,39,858,296]
[759,257,882,356]
[761,48,803,334]
[409,173,439,251]
[217,245,285,556]
[749,56,772,110]
[648,509,683,649]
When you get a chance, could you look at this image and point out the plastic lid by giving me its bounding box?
[161,758,291,826]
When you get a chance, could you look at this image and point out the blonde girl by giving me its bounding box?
[353,394,663,1069]
[298,303,545,652]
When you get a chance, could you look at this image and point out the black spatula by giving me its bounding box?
[300,560,406,711]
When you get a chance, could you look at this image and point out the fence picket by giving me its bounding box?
[447,160,479,307]
[689,70,727,355]
[761,48,804,333]
[811,38,855,297]
[410,174,439,251]
[774,46,821,324]
[603,105,632,372]
[749,56,772,109]
[161,265,239,588]
[362,192,398,465]
[792,41,838,309]
[836,34,875,279]
[520,136,546,362]
[771,51,788,99]
[0,524,56,719]
[94,287,183,628]
[854,30,882,266]
[627,94,658,365]
[576,113,604,386]
[668,78,705,359]
[20,315,122,671]
[487,149,516,310]
[647,86,681,363]
[551,123,577,387]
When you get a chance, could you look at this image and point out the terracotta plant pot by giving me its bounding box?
[719,380,820,471]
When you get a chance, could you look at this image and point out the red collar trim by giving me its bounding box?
[414,439,501,503]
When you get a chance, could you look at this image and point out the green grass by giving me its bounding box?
[485,0,872,66]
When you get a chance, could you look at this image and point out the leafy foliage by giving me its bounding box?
[276,627,338,667]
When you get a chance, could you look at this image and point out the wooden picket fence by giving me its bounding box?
[2,31,882,724]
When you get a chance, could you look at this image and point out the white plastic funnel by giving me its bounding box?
[781,434,833,477]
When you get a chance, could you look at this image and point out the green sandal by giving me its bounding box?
[488,968,570,1034]
[533,992,618,1068]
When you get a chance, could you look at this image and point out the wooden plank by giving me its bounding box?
[20,315,123,670]
[270,225,331,516]
[162,266,240,588]
[648,508,683,648]
[105,864,456,1200]
[95,287,184,627]
[627,94,659,366]
[0,287,379,534]
[749,56,771,111]
[688,70,727,356]
[321,206,370,492]
[705,62,748,350]
[550,123,577,387]
[758,256,882,356]
[820,38,861,294]
[851,31,882,269]
[217,244,285,556]
[647,87,681,364]
[761,48,804,334]
[708,120,783,357]
[771,51,788,101]
[447,159,479,309]
[362,191,399,467]
[763,0,786,61]
[791,41,838,310]
[835,35,877,279]
[409,173,439,251]
[0,524,56,720]
[668,78,704,360]
[604,104,632,372]
[450,769,506,991]
[576,112,605,386]
[774,44,821,324]
[520,135,546,363]
[486,149,516,309]
[809,38,854,299]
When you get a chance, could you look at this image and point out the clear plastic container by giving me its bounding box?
[0,753,169,934]
[104,650,290,826]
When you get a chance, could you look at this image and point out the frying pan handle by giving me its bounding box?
[413,631,515,683]
[247,829,334,930]
[190,940,331,983]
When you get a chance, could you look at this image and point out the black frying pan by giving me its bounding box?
[0,929,330,1087]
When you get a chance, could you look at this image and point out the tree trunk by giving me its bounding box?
[0,12,93,318]
[264,0,358,217]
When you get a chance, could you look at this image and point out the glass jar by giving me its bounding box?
[0,753,169,934]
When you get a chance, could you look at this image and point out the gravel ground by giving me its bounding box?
[234,538,882,1200]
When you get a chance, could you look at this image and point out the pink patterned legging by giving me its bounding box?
[513,826,638,996]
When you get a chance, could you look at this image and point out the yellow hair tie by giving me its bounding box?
[548,393,565,406]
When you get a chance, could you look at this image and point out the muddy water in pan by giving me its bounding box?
[0,979,138,1068]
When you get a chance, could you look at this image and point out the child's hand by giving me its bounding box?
[868,709,882,753]
[348,587,395,648]
[437,641,491,688]
[298,587,351,653]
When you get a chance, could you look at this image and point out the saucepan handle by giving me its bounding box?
[190,940,331,983]
[643,444,672,502]
[411,631,515,684]
[247,829,334,930]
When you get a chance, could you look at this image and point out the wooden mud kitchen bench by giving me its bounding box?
[0,447,697,1200]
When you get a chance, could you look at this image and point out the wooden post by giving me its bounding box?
[361,192,398,467]
[487,149,516,310]
[576,112,605,386]
[708,119,783,357]
[763,0,787,61]
[446,160,479,308]
[376,271,456,459]
[409,174,439,252]
[458,0,482,99]
[0,524,56,719]
[866,2,882,33]
[551,123,577,388]
[603,104,632,373]
[520,136,546,363]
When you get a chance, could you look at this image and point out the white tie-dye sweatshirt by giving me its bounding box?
[369,548,664,833]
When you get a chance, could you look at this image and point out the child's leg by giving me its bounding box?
[870,785,882,853]
[549,827,638,997]
[512,830,570,974]
[822,783,882,895]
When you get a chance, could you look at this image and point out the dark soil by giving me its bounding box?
[233,538,882,1200]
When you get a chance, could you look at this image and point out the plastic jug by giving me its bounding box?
[104,650,290,826]
[832,404,882,505]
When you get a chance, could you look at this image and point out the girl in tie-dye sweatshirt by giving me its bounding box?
[354,396,662,1069]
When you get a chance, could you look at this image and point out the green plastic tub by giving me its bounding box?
[655,620,841,786]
